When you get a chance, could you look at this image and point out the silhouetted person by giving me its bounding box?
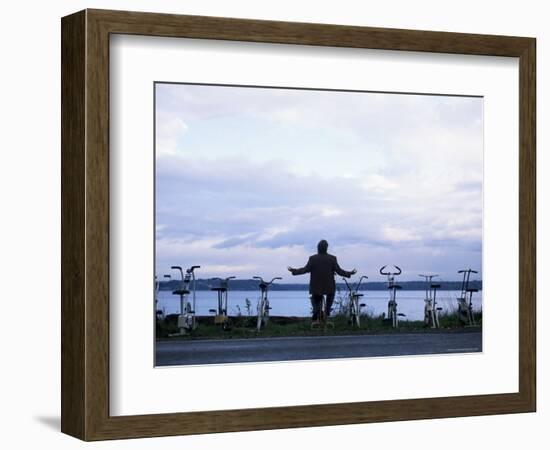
[288,240,356,321]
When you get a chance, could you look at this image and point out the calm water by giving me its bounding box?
[156,289,482,321]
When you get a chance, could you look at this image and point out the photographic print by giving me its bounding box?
[154,82,483,366]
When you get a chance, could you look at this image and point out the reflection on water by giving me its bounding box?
[156,289,482,321]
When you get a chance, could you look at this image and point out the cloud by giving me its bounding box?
[382,226,420,243]
[154,84,483,281]
[361,174,399,193]
[155,111,188,156]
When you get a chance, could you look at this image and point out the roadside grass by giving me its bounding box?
[157,309,482,341]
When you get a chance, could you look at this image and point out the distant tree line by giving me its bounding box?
[158,279,482,292]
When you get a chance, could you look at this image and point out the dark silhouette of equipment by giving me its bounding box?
[253,276,282,331]
[209,276,236,330]
[457,269,478,326]
[419,274,442,328]
[380,265,405,327]
[170,265,201,334]
[342,276,368,327]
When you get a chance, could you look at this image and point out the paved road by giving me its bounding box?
[155,331,482,366]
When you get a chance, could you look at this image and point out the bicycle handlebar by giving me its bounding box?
[186,265,201,273]
[419,274,438,280]
[171,266,184,280]
[342,277,352,290]
[212,276,236,282]
[356,275,368,291]
[380,265,402,276]
[342,275,368,293]
[210,277,235,291]
[253,276,282,285]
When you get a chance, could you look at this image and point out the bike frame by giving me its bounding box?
[419,274,440,328]
[210,276,236,329]
[342,276,368,327]
[310,295,334,331]
[253,276,281,331]
[187,265,200,314]
[171,265,201,334]
[156,274,171,319]
[457,268,478,326]
[380,265,404,328]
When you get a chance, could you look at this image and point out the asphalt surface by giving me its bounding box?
[155,331,482,366]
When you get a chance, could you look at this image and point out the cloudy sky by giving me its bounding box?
[155,83,483,282]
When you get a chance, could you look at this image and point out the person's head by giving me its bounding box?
[317,239,329,254]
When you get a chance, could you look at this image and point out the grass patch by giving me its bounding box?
[157,310,482,341]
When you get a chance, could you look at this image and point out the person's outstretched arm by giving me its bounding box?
[334,258,356,278]
[288,257,312,276]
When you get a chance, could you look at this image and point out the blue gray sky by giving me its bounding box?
[155,83,482,282]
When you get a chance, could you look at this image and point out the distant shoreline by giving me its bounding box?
[158,279,482,292]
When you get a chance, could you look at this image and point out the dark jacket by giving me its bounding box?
[291,253,353,295]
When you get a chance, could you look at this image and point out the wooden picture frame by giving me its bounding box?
[61,9,536,441]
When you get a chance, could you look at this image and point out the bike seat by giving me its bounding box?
[353,293,364,297]
[389,285,402,290]
[210,287,227,292]
[208,309,217,313]
[172,289,190,295]
[430,284,441,289]
[466,288,479,292]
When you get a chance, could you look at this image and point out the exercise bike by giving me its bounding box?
[341,276,368,327]
[419,274,442,328]
[380,265,406,328]
[253,276,282,332]
[209,276,236,330]
[310,295,335,331]
[154,275,168,321]
[171,265,200,335]
[457,268,479,326]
